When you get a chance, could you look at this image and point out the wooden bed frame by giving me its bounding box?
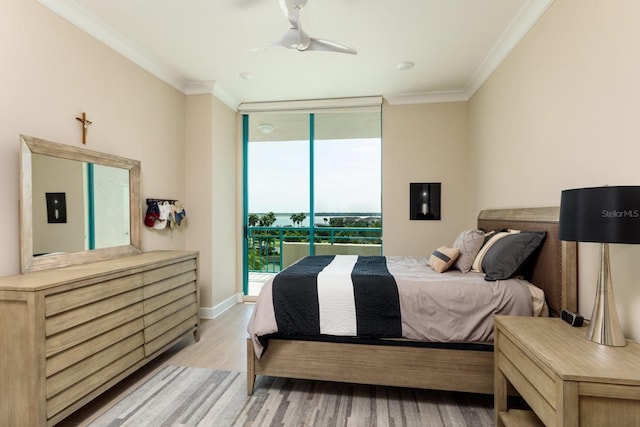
[246,207,578,395]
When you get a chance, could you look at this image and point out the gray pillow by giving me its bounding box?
[481,231,546,281]
[452,229,485,273]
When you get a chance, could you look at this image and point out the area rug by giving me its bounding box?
[88,365,494,426]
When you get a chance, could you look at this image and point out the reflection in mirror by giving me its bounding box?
[20,135,141,273]
[32,155,131,254]
[92,164,131,249]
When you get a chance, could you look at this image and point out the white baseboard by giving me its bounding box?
[199,292,244,319]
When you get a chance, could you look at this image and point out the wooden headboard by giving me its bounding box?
[477,207,577,317]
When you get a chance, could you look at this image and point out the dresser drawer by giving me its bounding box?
[143,270,197,300]
[144,303,199,343]
[144,313,199,356]
[46,302,144,357]
[45,274,143,316]
[46,347,144,420]
[143,259,197,286]
[46,318,145,377]
[46,332,144,399]
[144,292,197,326]
[46,288,143,336]
[141,258,198,357]
[144,281,197,315]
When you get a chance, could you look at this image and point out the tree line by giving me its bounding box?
[248,212,381,228]
[246,212,381,271]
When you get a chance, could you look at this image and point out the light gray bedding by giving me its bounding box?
[247,256,545,357]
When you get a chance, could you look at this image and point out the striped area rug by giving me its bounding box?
[88,365,494,426]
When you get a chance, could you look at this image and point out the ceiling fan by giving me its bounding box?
[274,0,357,55]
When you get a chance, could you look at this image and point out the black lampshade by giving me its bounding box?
[559,186,640,244]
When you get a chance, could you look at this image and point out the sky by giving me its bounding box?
[248,138,381,214]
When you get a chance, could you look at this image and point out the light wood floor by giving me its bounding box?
[59,303,255,426]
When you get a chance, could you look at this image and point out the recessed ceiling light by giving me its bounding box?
[258,123,274,134]
[396,61,415,71]
[239,72,255,80]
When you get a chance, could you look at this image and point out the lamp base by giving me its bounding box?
[586,243,627,346]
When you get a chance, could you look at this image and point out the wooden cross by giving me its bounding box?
[75,112,92,144]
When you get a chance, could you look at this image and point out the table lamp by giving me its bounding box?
[559,186,640,346]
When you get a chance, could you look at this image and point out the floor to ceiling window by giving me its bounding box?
[242,102,382,297]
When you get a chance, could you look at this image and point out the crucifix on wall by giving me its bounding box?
[75,112,92,144]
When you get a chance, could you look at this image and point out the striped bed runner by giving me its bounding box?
[272,255,402,338]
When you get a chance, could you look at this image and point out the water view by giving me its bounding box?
[249,212,381,228]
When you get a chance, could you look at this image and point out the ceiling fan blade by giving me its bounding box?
[247,27,310,53]
[307,37,357,55]
[267,0,357,55]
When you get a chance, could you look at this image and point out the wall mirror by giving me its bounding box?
[20,135,141,273]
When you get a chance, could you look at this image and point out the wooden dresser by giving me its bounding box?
[495,315,640,427]
[0,250,200,426]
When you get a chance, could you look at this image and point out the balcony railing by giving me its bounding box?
[247,226,382,273]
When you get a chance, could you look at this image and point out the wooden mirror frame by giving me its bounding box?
[19,135,141,273]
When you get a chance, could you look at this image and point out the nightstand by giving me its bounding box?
[494,316,640,427]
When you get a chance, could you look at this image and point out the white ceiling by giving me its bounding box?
[37,0,553,110]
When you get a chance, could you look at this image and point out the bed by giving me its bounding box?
[246,207,578,395]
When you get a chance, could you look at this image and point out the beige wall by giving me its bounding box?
[185,95,214,307]
[182,94,240,311]
[184,94,238,311]
[1,1,239,314]
[0,0,186,278]
[469,0,640,341]
[211,96,238,308]
[381,101,471,256]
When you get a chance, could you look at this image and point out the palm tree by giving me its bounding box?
[290,212,306,227]
[298,213,307,226]
[259,212,276,227]
[248,213,259,227]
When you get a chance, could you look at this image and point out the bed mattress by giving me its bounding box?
[248,255,545,357]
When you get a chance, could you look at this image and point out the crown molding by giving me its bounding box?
[38,0,552,109]
[212,85,240,111]
[184,81,215,96]
[183,81,240,111]
[183,80,240,111]
[37,0,191,93]
[36,0,245,110]
[385,0,554,106]
[40,0,242,110]
[463,0,554,97]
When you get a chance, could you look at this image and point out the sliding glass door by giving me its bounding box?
[313,113,382,256]
[244,113,311,297]
[243,110,381,296]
